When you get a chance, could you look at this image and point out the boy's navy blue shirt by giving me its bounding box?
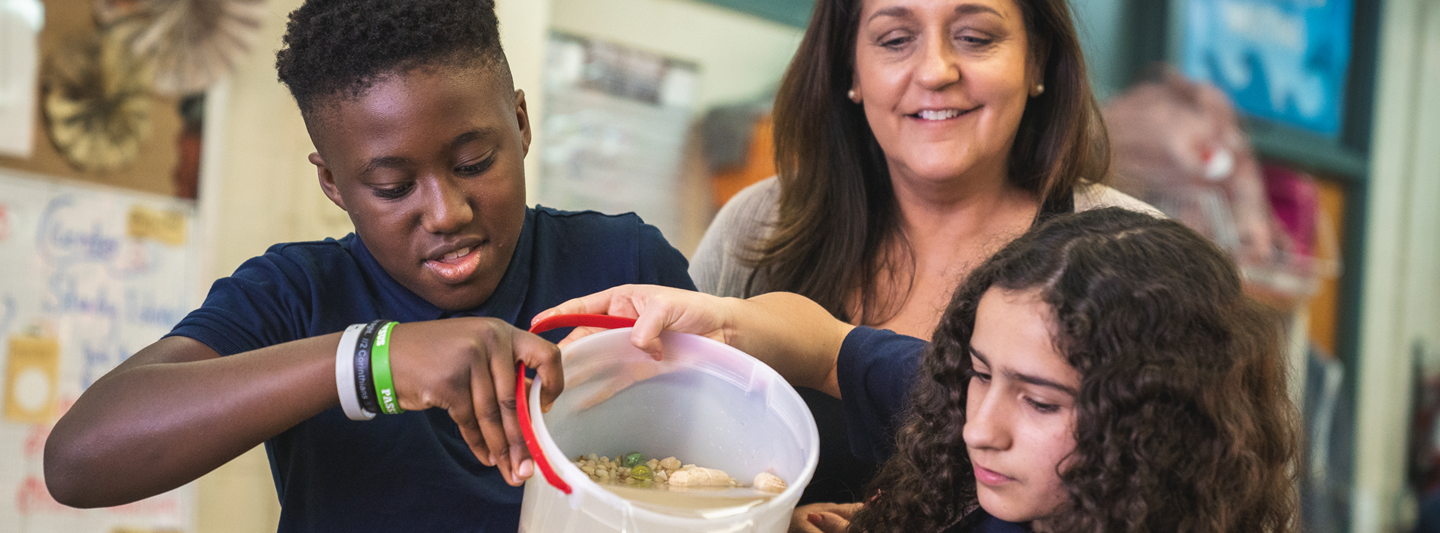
[168,207,695,532]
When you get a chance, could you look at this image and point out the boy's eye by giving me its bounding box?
[456,156,495,176]
[372,183,414,200]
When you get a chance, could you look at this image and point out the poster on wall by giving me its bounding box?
[538,32,699,242]
[1181,0,1354,138]
[0,169,198,533]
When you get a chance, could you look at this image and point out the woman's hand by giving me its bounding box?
[537,285,854,397]
[387,317,562,487]
[535,284,737,359]
[789,502,861,533]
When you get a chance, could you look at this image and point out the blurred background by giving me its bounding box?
[0,0,1435,531]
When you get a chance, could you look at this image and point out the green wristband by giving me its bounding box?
[371,321,404,415]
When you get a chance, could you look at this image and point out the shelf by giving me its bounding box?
[1247,123,1370,183]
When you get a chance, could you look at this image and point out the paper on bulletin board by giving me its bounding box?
[1181,0,1354,138]
[0,0,42,158]
[0,169,198,533]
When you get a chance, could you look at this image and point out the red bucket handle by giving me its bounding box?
[516,314,637,495]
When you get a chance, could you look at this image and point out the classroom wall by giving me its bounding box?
[545,0,801,253]
[549,0,803,111]
[1068,0,1130,101]
[1353,0,1440,530]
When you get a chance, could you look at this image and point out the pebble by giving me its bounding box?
[631,464,653,481]
[621,451,645,468]
[572,452,767,491]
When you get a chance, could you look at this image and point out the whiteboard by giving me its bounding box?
[0,169,197,532]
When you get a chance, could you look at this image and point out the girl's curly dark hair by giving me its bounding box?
[275,0,508,116]
[849,207,1299,532]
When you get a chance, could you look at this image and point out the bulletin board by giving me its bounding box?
[1180,0,1354,138]
[0,168,198,533]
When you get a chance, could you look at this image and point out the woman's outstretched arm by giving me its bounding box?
[536,285,853,397]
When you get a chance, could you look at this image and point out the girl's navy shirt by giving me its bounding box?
[948,509,1033,532]
[168,206,694,532]
[835,326,928,463]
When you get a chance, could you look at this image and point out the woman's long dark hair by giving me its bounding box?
[751,0,1110,325]
[849,208,1299,532]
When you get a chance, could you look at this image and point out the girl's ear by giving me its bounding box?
[311,152,348,212]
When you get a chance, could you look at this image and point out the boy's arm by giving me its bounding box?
[44,317,561,508]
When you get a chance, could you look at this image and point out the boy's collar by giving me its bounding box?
[350,208,536,324]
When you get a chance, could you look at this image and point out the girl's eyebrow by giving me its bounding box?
[969,348,1078,396]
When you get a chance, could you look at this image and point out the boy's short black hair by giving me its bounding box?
[276,0,509,116]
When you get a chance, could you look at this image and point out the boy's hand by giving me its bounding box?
[534,284,735,360]
[385,317,561,486]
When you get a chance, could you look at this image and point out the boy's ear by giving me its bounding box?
[311,152,348,212]
[515,89,531,157]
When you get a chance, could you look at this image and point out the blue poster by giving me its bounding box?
[1182,0,1353,138]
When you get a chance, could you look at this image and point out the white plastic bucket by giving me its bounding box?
[517,317,820,533]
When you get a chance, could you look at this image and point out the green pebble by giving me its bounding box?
[630,464,653,481]
[621,452,645,468]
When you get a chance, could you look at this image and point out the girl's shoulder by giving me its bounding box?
[1073,181,1165,218]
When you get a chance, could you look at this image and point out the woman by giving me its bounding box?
[690,0,1156,502]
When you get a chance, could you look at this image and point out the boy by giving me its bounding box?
[43,0,695,531]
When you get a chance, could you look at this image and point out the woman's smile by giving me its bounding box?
[909,105,981,121]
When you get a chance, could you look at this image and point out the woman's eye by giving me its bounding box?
[956,33,994,47]
[1026,398,1059,414]
[878,33,913,50]
[965,369,991,384]
[372,183,413,200]
[456,157,495,176]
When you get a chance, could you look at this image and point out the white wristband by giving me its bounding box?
[335,323,375,421]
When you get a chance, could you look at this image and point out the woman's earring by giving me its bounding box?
[847,89,860,103]
[1033,83,1045,96]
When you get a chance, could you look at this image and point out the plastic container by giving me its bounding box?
[517,316,820,533]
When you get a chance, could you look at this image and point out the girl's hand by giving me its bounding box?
[789,502,861,533]
[386,317,562,487]
[535,284,738,360]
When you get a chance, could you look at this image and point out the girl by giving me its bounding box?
[539,207,1298,532]
[848,207,1298,532]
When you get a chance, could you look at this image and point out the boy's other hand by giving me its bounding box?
[534,284,733,360]
[386,317,561,486]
